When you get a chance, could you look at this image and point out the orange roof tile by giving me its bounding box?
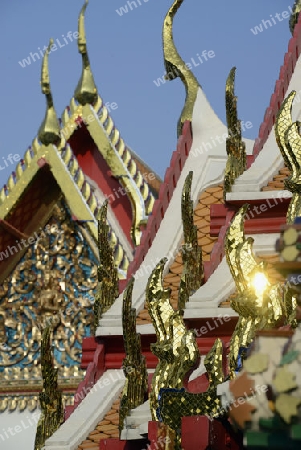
[261,166,290,191]
[76,397,121,450]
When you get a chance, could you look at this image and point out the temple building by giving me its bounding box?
[2,0,301,449]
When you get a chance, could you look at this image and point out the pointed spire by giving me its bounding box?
[74,0,98,105]
[37,39,61,146]
[163,0,200,137]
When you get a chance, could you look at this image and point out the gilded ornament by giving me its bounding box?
[224,67,246,197]
[178,171,203,309]
[225,205,284,376]
[163,0,200,136]
[119,278,148,433]
[34,325,64,450]
[158,339,224,449]
[0,202,95,403]
[74,0,98,105]
[93,201,119,331]
[145,258,200,422]
[37,39,61,147]
[289,0,301,34]
[275,91,301,223]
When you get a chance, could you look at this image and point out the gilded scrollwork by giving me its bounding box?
[0,200,97,377]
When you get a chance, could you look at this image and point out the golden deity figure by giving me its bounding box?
[35,267,64,329]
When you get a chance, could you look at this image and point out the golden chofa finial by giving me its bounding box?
[74,0,98,105]
[163,0,200,137]
[37,39,61,146]
[290,0,301,34]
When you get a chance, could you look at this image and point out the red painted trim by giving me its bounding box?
[207,198,289,280]
[252,16,301,160]
[211,200,289,236]
[126,121,193,280]
[65,337,105,420]
[182,416,209,450]
[68,125,133,247]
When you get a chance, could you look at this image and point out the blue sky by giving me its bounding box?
[0,0,295,187]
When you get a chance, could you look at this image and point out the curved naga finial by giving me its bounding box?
[289,0,301,34]
[119,278,148,434]
[93,201,119,330]
[37,39,61,146]
[178,171,203,309]
[275,91,301,223]
[146,258,199,422]
[225,205,284,377]
[74,0,98,105]
[163,0,200,136]
[34,326,64,450]
[224,67,246,197]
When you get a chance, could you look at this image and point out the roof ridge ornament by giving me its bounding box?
[289,0,301,34]
[275,91,301,222]
[224,67,246,199]
[37,39,61,147]
[163,0,200,137]
[74,0,98,105]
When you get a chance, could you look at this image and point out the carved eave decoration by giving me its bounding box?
[275,90,301,223]
[34,326,64,450]
[93,201,119,329]
[60,0,154,246]
[145,259,224,448]
[224,67,247,198]
[178,171,203,310]
[119,278,148,433]
[225,205,286,376]
[163,0,200,137]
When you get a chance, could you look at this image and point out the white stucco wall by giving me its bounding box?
[0,409,40,450]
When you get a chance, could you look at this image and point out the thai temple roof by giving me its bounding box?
[2,1,301,450]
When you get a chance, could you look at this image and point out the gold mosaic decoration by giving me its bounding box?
[158,339,224,447]
[289,0,301,33]
[225,204,284,377]
[93,201,119,331]
[34,326,64,450]
[224,67,246,197]
[0,393,74,413]
[145,258,199,421]
[275,91,301,223]
[119,278,148,433]
[178,171,203,309]
[0,201,95,405]
[163,0,200,136]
